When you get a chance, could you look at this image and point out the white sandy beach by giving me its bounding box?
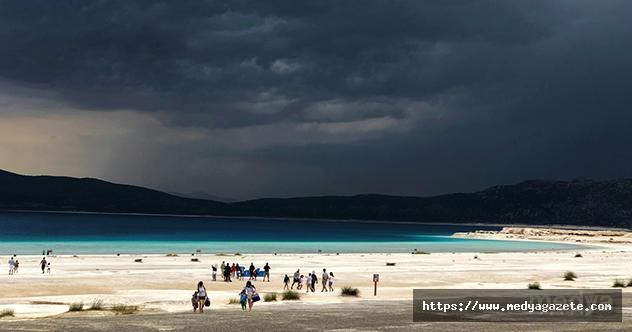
[2,227,632,321]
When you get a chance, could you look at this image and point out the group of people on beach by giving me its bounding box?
[5,255,51,275]
[7,255,19,275]
[192,279,259,313]
[284,268,335,292]
[211,261,271,282]
[193,263,335,313]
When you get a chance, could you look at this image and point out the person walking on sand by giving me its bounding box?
[224,263,232,282]
[243,281,258,312]
[239,289,248,311]
[306,273,312,293]
[321,268,329,292]
[236,263,242,280]
[196,281,207,313]
[328,272,335,291]
[298,274,305,290]
[311,271,318,292]
[248,263,255,281]
[8,256,15,275]
[231,263,237,279]
[39,257,47,274]
[13,259,19,274]
[211,264,217,281]
[191,291,199,312]
[47,262,51,274]
[291,269,300,289]
[283,274,290,290]
[263,263,271,282]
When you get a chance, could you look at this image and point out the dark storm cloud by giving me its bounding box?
[1,0,632,198]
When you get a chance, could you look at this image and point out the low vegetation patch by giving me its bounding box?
[627,279,632,287]
[282,291,301,300]
[228,298,240,305]
[574,253,583,258]
[234,252,242,256]
[528,282,541,290]
[412,251,430,255]
[88,299,103,311]
[68,302,84,312]
[385,262,396,266]
[190,258,200,262]
[0,309,15,318]
[166,253,178,257]
[134,258,142,263]
[111,304,139,315]
[612,279,626,288]
[341,286,360,296]
[563,271,577,281]
[264,292,278,302]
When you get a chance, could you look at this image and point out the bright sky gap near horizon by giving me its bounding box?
[1,1,631,200]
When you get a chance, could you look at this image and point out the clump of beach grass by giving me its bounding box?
[228,298,240,305]
[412,251,430,255]
[215,253,228,256]
[563,271,577,281]
[341,286,360,296]
[574,253,583,258]
[282,291,301,300]
[88,299,104,311]
[0,309,15,318]
[528,282,541,290]
[166,253,178,257]
[612,279,626,288]
[190,258,200,262]
[111,304,138,315]
[68,302,84,312]
[234,252,242,256]
[385,262,396,266]
[264,292,278,302]
[134,258,142,263]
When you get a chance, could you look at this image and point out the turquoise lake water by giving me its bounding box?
[0,212,582,254]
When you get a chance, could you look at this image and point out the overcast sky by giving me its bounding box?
[1,1,631,200]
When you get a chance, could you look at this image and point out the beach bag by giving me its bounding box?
[252,293,261,302]
[204,297,211,307]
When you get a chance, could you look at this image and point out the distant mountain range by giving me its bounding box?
[1,169,631,228]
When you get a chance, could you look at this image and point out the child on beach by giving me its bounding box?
[191,291,199,312]
[46,262,51,274]
[298,274,305,290]
[239,289,248,311]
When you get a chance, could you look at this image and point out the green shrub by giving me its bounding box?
[563,271,577,281]
[341,287,360,296]
[282,291,301,300]
[166,253,178,257]
[68,302,84,312]
[264,292,278,302]
[528,282,541,290]
[111,304,138,315]
[0,309,14,318]
[612,279,626,288]
[627,279,632,287]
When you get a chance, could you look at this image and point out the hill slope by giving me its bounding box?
[1,170,631,228]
